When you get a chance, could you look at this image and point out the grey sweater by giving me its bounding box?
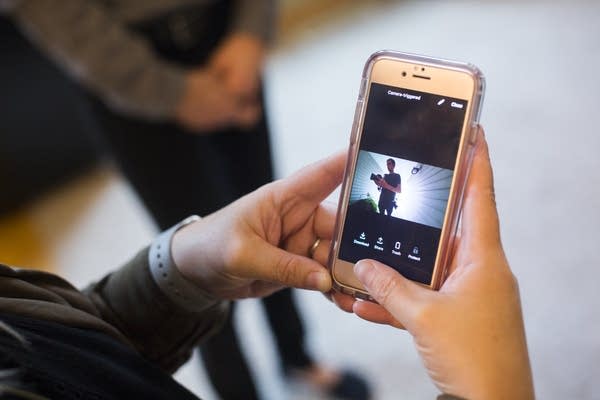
[4,0,275,120]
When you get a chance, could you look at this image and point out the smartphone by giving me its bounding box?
[329,50,485,299]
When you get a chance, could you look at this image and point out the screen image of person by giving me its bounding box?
[373,158,401,216]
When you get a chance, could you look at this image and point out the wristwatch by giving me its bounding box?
[149,215,217,312]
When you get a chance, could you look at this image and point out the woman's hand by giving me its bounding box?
[171,152,344,300]
[333,129,535,400]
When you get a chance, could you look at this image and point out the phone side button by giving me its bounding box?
[358,78,367,99]
[469,123,478,144]
[349,100,364,144]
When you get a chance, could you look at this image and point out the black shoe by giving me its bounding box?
[326,370,371,400]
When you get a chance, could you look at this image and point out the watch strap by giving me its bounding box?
[149,215,217,312]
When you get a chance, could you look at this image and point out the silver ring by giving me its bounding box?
[309,238,321,258]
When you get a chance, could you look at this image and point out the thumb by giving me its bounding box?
[354,259,427,324]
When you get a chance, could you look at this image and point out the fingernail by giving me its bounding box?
[354,260,373,282]
[306,271,331,292]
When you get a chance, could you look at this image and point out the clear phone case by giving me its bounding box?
[328,50,485,299]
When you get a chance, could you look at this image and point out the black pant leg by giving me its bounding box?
[261,289,313,371]
[204,102,274,198]
[199,304,260,400]
[200,102,314,372]
[88,100,240,230]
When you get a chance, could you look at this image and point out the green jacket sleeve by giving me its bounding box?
[0,247,229,373]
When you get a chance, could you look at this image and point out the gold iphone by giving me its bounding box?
[329,50,485,299]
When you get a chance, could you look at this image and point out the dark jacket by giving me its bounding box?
[0,246,229,371]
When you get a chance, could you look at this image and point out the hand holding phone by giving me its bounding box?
[332,131,535,400]
[329,51,485,296]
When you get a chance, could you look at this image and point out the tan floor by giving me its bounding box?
[0,167,113,272]
[0,209,49,270]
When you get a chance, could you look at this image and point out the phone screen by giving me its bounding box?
[338,82,468,284]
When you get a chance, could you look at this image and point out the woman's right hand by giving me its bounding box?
[333,129,535,400]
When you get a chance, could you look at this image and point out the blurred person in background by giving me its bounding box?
[2,1,370,399]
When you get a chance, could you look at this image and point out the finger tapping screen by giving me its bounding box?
[339,82,468,284]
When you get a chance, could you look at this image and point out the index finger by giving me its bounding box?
[239,238,332,293]
[461,128,502,253]
[330,291,405,329]
[353,300,405,330]
[313,201,338,240]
